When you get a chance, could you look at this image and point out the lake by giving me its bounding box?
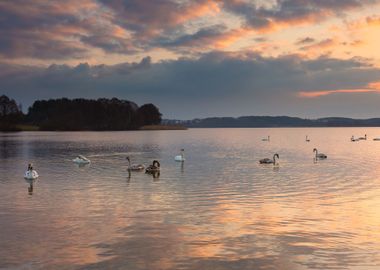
[1,128,380,270]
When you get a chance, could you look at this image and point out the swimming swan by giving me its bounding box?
[351,136,359,142]
[306,135,310,142]
[24,163,39,180]
[73,155,91,164]
[313,148,327,159]
[262,136,270,142]
[175,149,185,162]
[260,153,279,165]
[146,160,160,173]
[126,156,145,171]
[358,134,367,140]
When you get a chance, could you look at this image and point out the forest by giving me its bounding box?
[0,95,161,131]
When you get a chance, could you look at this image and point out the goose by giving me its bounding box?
[24,163,39,180]
[306,135,310,142]
[313,148,327,159]
[146,160,160,173]
[73,155,91,164]
[262,136,270,142]
[358,134,367,140]
[175,149,186,162]
[260,153,279,165]
[126,156,145,171]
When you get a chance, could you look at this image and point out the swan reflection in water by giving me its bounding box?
[149,171,160,180]
[24,178,37,195]
[180,161,184,173]
[127,167,160,181]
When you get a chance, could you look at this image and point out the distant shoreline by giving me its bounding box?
[164,116,380,128]
[139,125,187,130]
[0,124,188,132]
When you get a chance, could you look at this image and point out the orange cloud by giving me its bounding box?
[366,16,380,26]
[298,82,380,98]
[212,28,253,49]
[178,0,221,23]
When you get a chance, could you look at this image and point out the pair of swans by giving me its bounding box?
[126,157,160,173]
[259,148,327,165]
[351,134,380,141]
[351,135,367,142]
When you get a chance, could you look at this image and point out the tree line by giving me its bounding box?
[0,95,161,131]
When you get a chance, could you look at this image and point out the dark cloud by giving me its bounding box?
[221,0,380,30]
[299,38,335,51]
[1,53,380,119]
[157,25,227,48]
[0,0,140,58]
[296,37,316,45]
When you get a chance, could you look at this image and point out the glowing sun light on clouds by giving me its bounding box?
[299,81,380,98]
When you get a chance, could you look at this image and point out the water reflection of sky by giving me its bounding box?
[1,128,380,269]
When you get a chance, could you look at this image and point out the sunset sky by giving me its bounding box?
[2,0,380,119]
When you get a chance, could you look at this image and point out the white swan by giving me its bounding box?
[24,163,39,180]
[174,149,185,162]
[146,160,160,173]
[306,135,310,142]
[72,155,91,164]
[126,156,145,171]
[313,148,327,159]
[262,136,270,142]
[260,153,279,165]
[351,136,358,142]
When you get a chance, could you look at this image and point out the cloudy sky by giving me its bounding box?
[2,0,380,119]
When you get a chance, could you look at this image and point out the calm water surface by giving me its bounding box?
[1,128,380,269]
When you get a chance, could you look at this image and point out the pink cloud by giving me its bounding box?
[299,82,380,98]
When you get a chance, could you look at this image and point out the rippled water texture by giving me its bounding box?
[1,128,380,269]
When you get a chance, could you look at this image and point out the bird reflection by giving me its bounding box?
[149,171,160,180]
[24,179,36,195]
[76,163,89,168]
[180,162,184,173]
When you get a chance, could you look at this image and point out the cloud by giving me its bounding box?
[298,88,380,98]
[158,25,252,50]
[295,37,316,45]
[299,38,336,51]
[221,0,380,31]
[96,0,221,45]
[0,0,98,59]
[2,52,380,118]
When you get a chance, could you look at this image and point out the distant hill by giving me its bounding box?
[163,116,380,128]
